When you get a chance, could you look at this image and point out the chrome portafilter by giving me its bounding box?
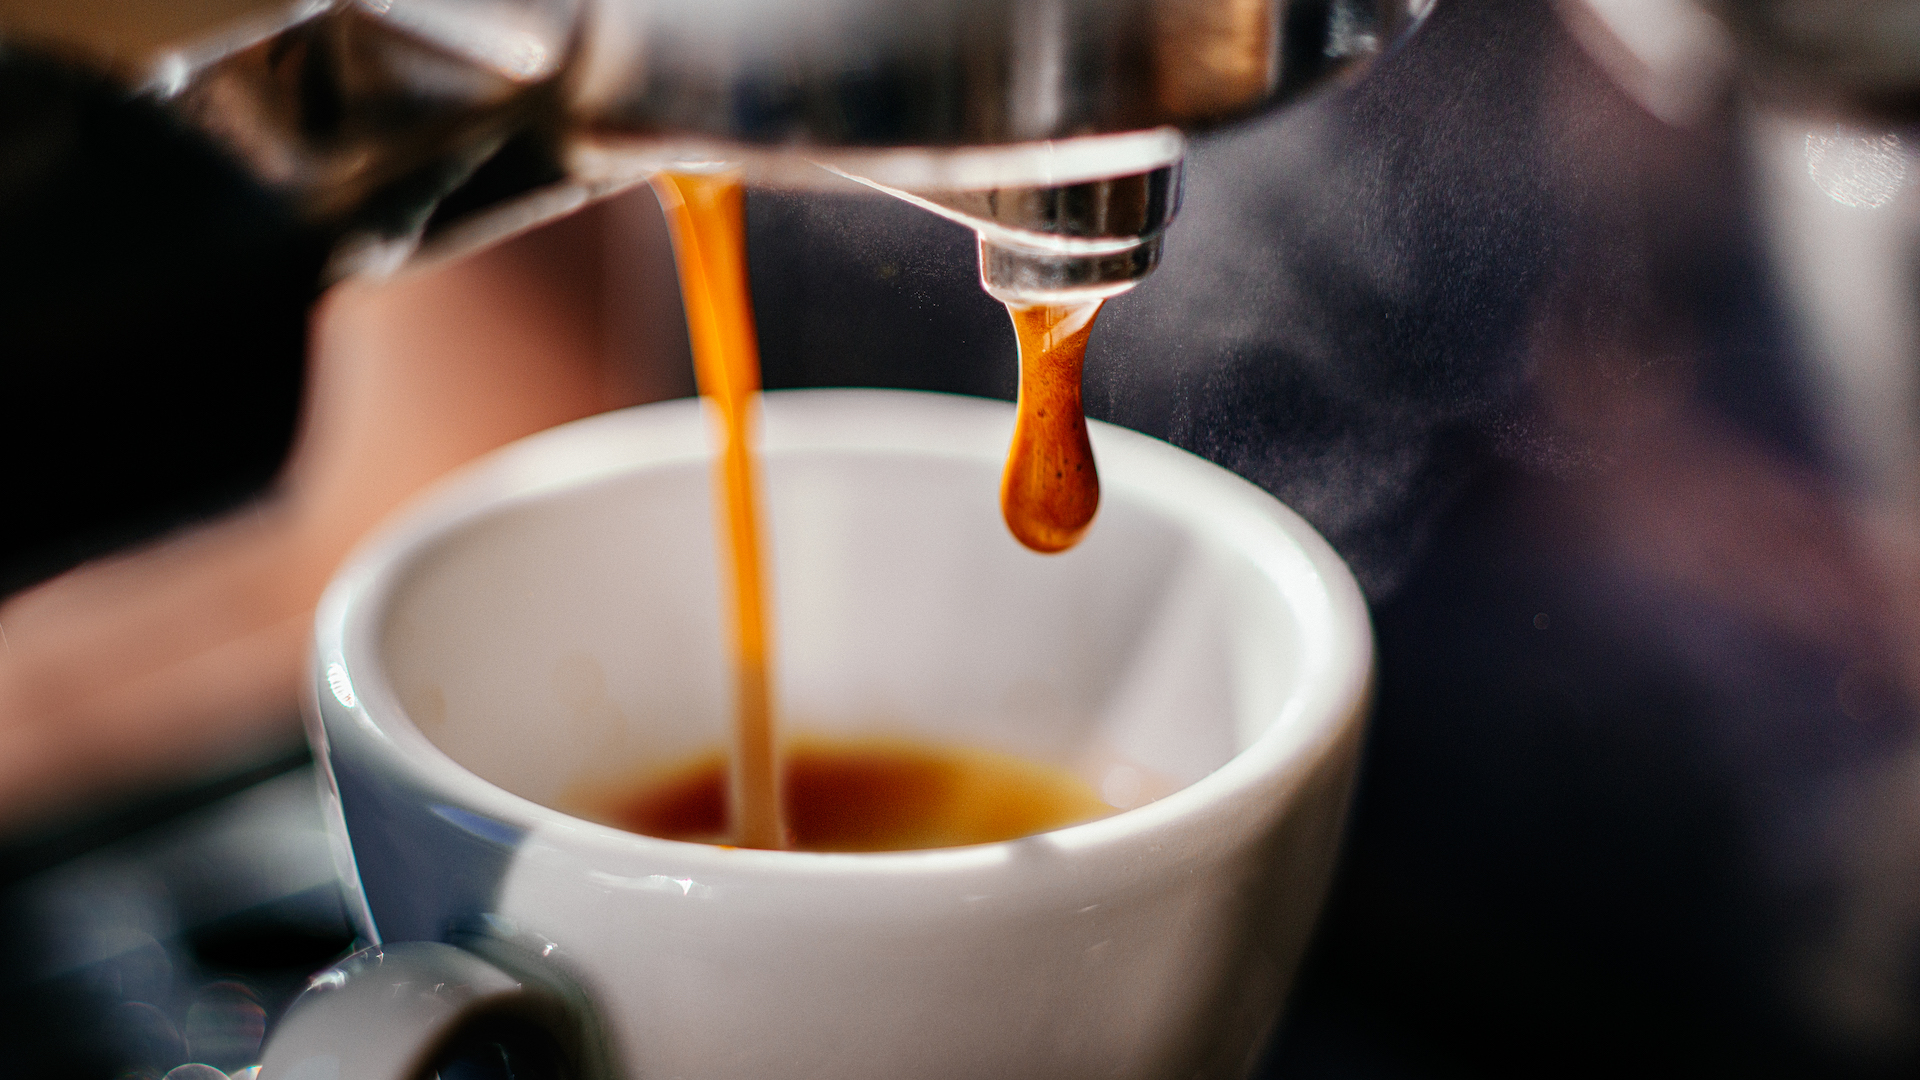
[3,0,1427,300]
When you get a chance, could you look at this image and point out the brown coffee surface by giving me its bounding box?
[1001,300,1105,554]
[651,170,784,849]
[573,736,1114,852]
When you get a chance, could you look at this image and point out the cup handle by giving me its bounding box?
[258,937,616,1080]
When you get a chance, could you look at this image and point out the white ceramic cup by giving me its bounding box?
[264,389,1372,1080]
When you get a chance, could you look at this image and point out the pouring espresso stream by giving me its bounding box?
[652,170,1113,849]
[649,170,786,850]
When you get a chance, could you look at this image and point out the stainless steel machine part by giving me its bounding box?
[6,0,1425,295]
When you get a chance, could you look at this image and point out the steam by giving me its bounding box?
[1090,59,1558,599]
[741,6,1577,601]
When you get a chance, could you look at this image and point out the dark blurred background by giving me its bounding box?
[0,48,319,599]
[8,0,1920,1075]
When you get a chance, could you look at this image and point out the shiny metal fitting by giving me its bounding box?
[976,234,1164,304]
[831,150,1182,304]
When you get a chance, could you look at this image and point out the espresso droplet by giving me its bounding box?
[1001,301,1103,553]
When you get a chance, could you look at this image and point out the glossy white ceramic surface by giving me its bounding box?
[307,389,1372,1080]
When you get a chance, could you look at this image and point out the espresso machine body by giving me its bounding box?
[14,0,1424,297]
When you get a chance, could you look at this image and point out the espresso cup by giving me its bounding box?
[262,389,1372,1080]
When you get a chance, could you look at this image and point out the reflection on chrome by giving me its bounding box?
[1805,128,1909,209]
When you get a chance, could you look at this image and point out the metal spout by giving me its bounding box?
[975,234,1164,305]
[825,138,1182,304]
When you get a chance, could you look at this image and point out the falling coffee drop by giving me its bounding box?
[1000,300,1104,553]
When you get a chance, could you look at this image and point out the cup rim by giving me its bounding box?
[311,388,1374,877]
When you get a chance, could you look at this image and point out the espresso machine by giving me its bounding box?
[5,0,1423,306]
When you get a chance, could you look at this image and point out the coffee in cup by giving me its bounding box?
[267,389,1372,1080]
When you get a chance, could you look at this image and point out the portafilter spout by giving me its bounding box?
[3,0,1426,297]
